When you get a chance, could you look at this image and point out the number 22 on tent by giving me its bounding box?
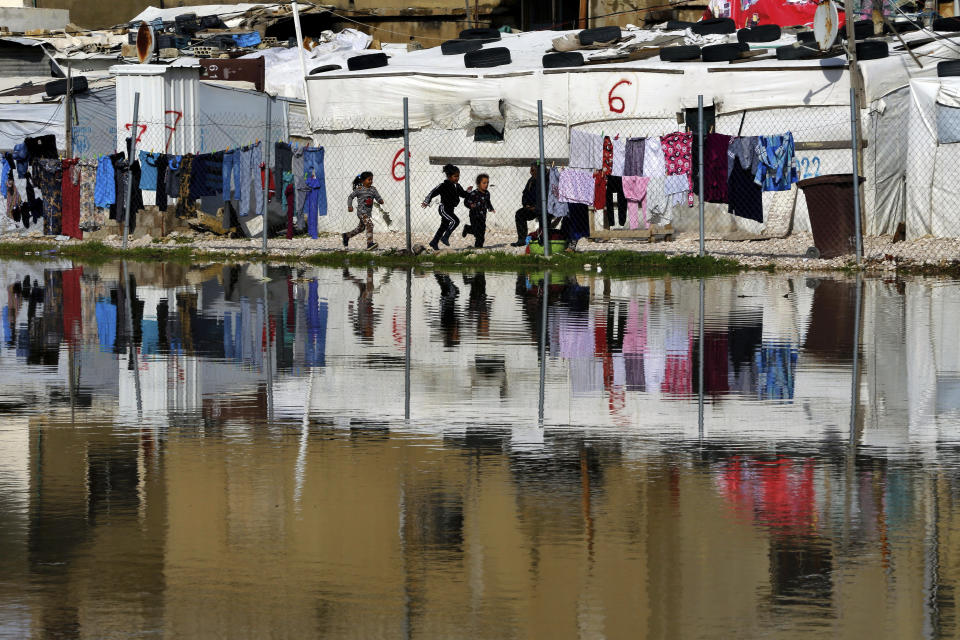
[796,156,821,179]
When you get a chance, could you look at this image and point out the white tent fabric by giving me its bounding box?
[905,77,960,239]
[131,4,267,29]
[241,29,372,99]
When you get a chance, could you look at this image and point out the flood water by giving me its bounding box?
[1,260,959,639]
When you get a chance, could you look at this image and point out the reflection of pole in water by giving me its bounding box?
[122,260,143,417]
[263,278,274,423]
[538,271,550,426]
[405,268,411,422]
[849,273,862,445]
[698,278,705,440]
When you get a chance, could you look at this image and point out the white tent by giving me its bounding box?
[906,75,960,240]
[301,26,960,239]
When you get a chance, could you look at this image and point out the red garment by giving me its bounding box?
[593,170,606,211]
[62,266,82,345]
[601,136,613,176]
[704,133,732,204]
[260,166,276,200]
[285,183,295,239]
[60,158,82,239]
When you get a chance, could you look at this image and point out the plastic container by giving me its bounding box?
[527,240,566,255]
[796,173,865,259]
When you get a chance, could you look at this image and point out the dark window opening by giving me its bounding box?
[474,124,504,142]
[365,130,404,140]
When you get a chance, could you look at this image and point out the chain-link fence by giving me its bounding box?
[13,87,960,264]
[311,96,865,260]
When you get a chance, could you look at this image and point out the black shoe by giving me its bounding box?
[441,236,451,247]
[341,233,348,247]
[462,225,470,238]
[366,242,378,250]
[510,241,525,247]
[429,240,440,251]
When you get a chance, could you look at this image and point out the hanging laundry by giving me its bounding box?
[559,169,595,205]
[754,132,798,192]
[547,166,568,218]
[621,175,651,229]
[61,158,81,239]
[0,155,9,198]
[36,159,63,236]
[139,151,162,191]
[569,130,602,169]
[285,177,295,239]
[292,146,306,224]
[274,141,293,180]
[94,155,115,208]
[250,143,263,217]
[704,132,732,204]
[12,143,27,178]
[303,146,326,219]
[642,137,670,223]
[155,153,169,211]
[25,135,57,160]
[176,155,196,218]
[610,136,626,177]
[728,136,763,222]
[605,175,627,227]
[660,131,694,207]
[79,159,103,230]
[303,174,324,239]
[623,137,645,177]
[5,170,21,222]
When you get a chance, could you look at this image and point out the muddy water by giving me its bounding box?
[0,260,957,639]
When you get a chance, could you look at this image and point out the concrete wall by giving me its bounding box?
[0,6,68,31]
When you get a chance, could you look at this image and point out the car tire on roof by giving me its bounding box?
[938,60,960,76]
[701,43,743,62]
[841,19,875,39]
[441,39,484,55]
[692,18,736,35]
[737,24,781,42]
[347,52,389,71]
[855,40,888,60]
[46,76,88,97]
[659,45,701,61]
[310,64,342,74]
[934,17,960,31]
[459,27,501,41]
[666,20,695,30]
[465,46,512,68]
[543,51,584,68]
[578,25,621,45]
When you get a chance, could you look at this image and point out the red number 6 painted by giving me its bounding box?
[392,148,409,181]
[608,79,632,114]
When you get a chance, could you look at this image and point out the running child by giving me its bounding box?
[461,173,495,249]
[422,163,471,251]
[343,171,383,250]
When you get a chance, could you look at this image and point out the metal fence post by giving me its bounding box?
[538,270,550,425]
[122,92,140,251]
[263,279,273,422]
[403,98,412,253]
[263,98,273,252]
[404,267,412,421]
[537,100,549,258]
[64,63,72,159]
[698,277,705,439]
[849,272,862,444]
[698,95,705,257]
[849,87,863,266]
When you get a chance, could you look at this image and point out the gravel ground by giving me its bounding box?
[10,226,960,272]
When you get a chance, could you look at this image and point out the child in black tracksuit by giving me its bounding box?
[422,163,471,251]
[461,173,495,249]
